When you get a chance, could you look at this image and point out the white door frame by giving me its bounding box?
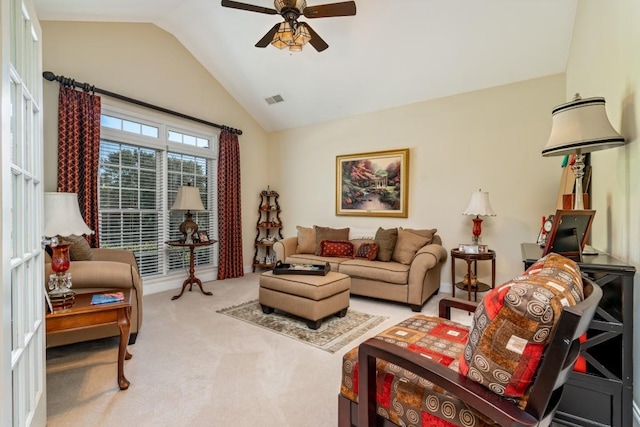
[1,0,45,425]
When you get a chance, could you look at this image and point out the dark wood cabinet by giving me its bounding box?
[521,243,635,427]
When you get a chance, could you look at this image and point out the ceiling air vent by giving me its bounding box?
[265,94,284,105]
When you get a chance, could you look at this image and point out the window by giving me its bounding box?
[98,109,217,277]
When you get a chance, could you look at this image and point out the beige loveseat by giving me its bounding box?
[45,246,143,347]
[274,226,447,312]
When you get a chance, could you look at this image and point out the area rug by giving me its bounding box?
[217,300,387,353]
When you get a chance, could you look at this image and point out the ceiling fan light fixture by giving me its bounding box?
[276,21,294,42]
[289,42,304,52]
[271,37,289,49]
[293,24,311,45]
[274,0,306,12]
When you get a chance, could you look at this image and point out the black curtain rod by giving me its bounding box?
[42,71,243,136]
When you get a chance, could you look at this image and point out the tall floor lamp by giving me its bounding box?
[542,94,625,210]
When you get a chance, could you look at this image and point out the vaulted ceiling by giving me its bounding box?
[33,0,577,132]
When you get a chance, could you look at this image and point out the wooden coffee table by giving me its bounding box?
[46,289,133,390]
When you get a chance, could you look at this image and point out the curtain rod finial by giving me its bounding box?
[43,71,56,81]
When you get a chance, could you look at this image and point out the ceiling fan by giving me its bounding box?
[221,0,356,52]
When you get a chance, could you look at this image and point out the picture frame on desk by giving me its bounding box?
[198,231,209,242]
[458,244,479,254]
[542,209,595,262]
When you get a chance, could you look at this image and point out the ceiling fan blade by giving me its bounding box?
[301,23,329,52]
[303,1,356,18]
[255,23,281,48]
[221,0,278,15]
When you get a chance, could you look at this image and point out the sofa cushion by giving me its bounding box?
[320,240,354,258]
[339,259,409,285]
[59,235,94,261]
[314,226,350,255]
[355,242,379,261]
[391,228,430,265]
[295,226,316,254]
[459,253,584,408]
[401,227,437,244]
[374,227,397,262]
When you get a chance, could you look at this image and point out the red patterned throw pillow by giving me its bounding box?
[319,240,354,258]
[355,242,379,261]
[459,253,584,408]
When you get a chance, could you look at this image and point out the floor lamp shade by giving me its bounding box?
[542,95,625,209]
[44,192,93,237]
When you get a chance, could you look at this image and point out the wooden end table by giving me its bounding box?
[165,240,217,300]
[450,249,496,301]
[46,289,133,390]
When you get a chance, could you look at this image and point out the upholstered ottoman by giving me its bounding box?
[259,271,351,329]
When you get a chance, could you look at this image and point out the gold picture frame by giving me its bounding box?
[336,148,409,217]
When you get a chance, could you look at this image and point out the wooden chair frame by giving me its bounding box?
[338,278,602,427]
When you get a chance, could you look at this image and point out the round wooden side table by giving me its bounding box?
[165,240,217,300]
[450,249,496,301]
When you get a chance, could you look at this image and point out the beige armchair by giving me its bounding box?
[45,248,143,347]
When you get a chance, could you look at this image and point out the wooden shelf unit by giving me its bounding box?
[252,189,283,272]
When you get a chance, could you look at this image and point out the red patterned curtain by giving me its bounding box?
[57,85,101,247]
[217,130,244,279]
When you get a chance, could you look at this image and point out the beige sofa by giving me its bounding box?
[274,227,447,312]
[45,247,143,347]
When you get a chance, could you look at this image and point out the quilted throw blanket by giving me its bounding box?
[340,253,584,427]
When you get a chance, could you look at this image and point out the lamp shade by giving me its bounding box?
[294,24,311,45]
[44,192,94,237]
[274,0,306,12]
[463,190,496,217]
[542,96,625,157]
[171,185,205,211]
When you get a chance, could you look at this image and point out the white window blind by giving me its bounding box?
[99,140,163,276]
[98,110,217,278]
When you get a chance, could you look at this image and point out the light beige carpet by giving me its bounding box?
[46,273,471,426]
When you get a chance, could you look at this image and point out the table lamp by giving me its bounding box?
[542,94,625,210]
[43,192,94,308]
[463,189,496,245]
[171,183,205,243]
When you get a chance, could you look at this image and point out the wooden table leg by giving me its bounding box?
[451,257,456,298]
[117,306,132,390]
[466,260,473,301]
[491,257,496,290]
[172,245,213,300]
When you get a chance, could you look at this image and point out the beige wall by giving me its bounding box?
[268,74,566,287]
[567,0,640,416]
[40,21,269,271]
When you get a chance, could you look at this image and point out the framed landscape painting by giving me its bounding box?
[336,148,409,217]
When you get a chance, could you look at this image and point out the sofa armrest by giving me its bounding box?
[92,248,142,297]
[45,260,137,290]
[415,243,447,264]
[407,243,447,308]
[274,237,298,263]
